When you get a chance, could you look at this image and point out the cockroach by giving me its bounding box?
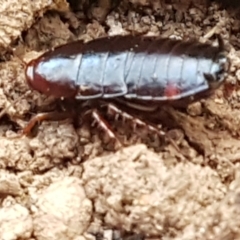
[25,35,229,101]
[21,35,230,146]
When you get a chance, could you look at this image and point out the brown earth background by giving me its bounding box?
[0,0,240,239]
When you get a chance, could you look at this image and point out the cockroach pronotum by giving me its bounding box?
[20,35,230,147]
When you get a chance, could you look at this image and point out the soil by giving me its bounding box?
[0,0,240,239]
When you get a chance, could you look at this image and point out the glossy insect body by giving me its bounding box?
[25,35,229,102]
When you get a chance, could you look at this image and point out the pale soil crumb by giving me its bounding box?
[0,170,22,198]
[0,122,79,171]
[0,201,33,240]
[83,144,226,238]
[31,177,92,240]
[199,172,240,240]
[0,0,239,240]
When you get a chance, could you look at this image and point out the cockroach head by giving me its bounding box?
[204,51,230,90]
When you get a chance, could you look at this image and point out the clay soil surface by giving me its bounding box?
[1,0,240,239]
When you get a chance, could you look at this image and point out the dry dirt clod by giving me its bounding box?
[0,202,33,240]
[0,171,22,198]
[82,144,226,237]
[31,177,93,240]
[0,0,69,49]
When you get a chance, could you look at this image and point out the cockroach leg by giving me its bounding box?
[21,111,76,135]
[203,26,218,40]
[216,34,225,51]
[106,103,180,151]
[107,103,165,136]
[83,108,123,149]
[115,98,158,112]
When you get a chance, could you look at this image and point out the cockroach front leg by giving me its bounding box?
[21,111,77,135]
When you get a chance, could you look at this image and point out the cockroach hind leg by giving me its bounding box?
[164,130,181,152]
[109,103,182,151]
[107,103,165,137]
[105,103,181,150]
[91,109,123,149]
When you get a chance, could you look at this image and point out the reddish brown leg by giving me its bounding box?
[106,103,165,136]
[20,104,122,149]
[83,108,122,149]
[21,111,76,135]
[106,103,180,151]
